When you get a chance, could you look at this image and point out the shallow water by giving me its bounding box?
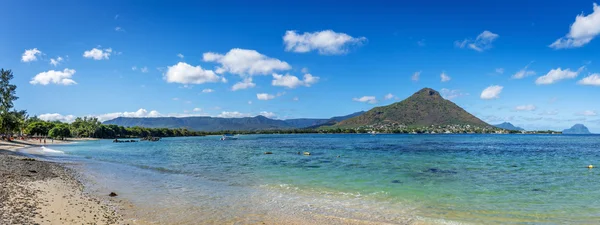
[28,134,600,224]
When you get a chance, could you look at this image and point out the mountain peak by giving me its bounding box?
[415,88,441,98]
[494,122,524,131]
[336,87,490,127]
[563,124,591,134]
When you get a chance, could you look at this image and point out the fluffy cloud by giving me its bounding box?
[578,73,600,86]
[39,108,163,123]
[115,27,124,32]
[412,71,421,81]
[480,85,503,100]
[353,96,377,104]
[258,111,277,118]
[512,63,536,79]
[202,88,214,93]
[550,3,600,49]
[94,108,162,122]
[384,93,395,100]
[83,48,112,60]
[283,30,366,55]
[140,67,148,73]
[535,67,584,85]
[232,78,256,91]
[193,108,202,112]
[21,48,42,62]
[440,72,451,82]
[218,111,250,118]
[164,62,224,84]
[441,89,468,100]
[49,56,63,67]
[177,53,184,59]
[39,113,76,123]
[515,104,537,111]
[271,73,319,88]
[257,93,275,100]
[203,48,291,76]
[578,110,598,116]
[455,30,499,52]
[30,69,77,85]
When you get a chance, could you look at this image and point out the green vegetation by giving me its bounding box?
[337,88,491,128]
[0,69,28,139]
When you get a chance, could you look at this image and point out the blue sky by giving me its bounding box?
[2,0,600,131]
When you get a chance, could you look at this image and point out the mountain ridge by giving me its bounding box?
[494,122,525,131]
[103,112,364,131]
[562,124,591,134]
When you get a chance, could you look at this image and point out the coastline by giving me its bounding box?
[0,140,123,225]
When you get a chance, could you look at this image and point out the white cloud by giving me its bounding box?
[578,73,600,86]
[515,104,537,111]
[49,56,63,67]
[39,113,76,123]
[440,72,451,82]
[232,78,256,91]
[353,96,377,104]
[535,67,584,85]
[177,53,184,59]
[283,30,367,55]
[30,69,77,85]
[21,48,42,62]
[140,67,148,73]
[218,111,250,118]
[203,48,291,76]
[412,71,421,81]
[292,97,299,101]
[550,3,600,49]
[578,110,598,116]
[193,108,202,112]
[257,93,275,100]
[495,68,504,74]
[441,89,468,100]
[258,111,277,118]
[455,30,499,52]
[271,73,319,88]
[538,110,559,115]
[83,48,112,60]
[384,93,395,100]
[202,88,214,93]
[164,62,224,84]
[480,85,503,100]
[301,67,309,73]
[115,27,124,32]
[512,64,536,79]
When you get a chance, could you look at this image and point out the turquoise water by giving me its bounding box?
[29,134,600,224]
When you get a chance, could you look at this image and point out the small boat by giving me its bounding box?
[220,134,238,141]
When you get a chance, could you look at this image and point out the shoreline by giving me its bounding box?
[0,141,123,224]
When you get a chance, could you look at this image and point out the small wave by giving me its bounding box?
[41,146,65,154]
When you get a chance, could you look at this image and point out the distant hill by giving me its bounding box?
[336,88,491,128]
[494,122,524,131]
[562,124,591,134]
[103,112,365,131]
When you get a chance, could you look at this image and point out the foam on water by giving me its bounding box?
[40,146,65,154]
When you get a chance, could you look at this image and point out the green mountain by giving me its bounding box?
[336,88,491,128]
[562,124,591,134]
[494,122,525,131]
[103,112,365,131]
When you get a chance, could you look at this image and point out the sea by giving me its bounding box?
[20,134,600,224]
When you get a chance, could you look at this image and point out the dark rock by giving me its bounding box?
[108,192,118,197]
[28,170,37,173]
[391,180,402,184]
[264,152,273,155]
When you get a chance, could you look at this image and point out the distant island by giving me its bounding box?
[494,122,525,131]
[562,124,592,134]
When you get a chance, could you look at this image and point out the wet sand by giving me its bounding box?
[0,144,122,224]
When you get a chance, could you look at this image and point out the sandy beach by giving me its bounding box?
[0,139,123,225]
